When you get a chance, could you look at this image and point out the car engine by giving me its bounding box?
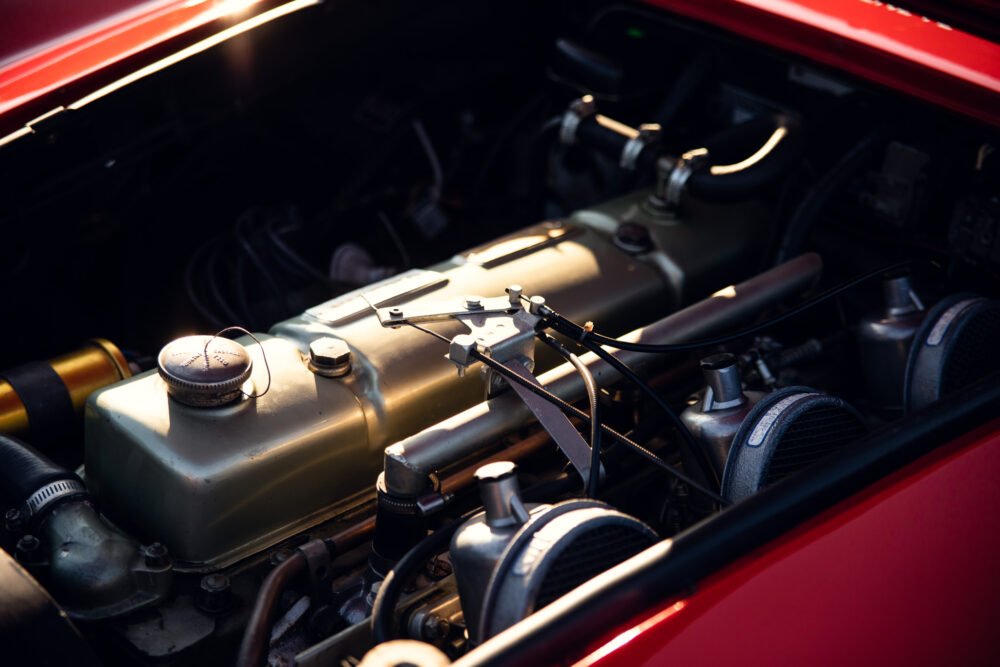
[1,1,998,665]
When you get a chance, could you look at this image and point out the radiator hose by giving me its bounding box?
[0,434,172,620]
[0,434,85,519]
[685,113,802,201]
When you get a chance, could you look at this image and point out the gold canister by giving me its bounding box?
[0,339,131,434]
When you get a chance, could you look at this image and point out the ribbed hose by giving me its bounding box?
[0,434,78,507]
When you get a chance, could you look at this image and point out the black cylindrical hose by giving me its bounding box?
[0,434,79,507]
[371,519,464,644]
[576,115,632,156]
[775,131,882,264]
[685,113,802,202]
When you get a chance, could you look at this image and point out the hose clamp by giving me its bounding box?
[619,123,661,171]
[559,95,597,145]
[24,478,86,519]
[663,148,710,206]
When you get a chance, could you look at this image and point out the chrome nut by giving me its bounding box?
[309,337,352,377]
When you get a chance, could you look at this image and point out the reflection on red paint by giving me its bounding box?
[573,601,687,667]
[642,0,1000,126]
[0,0,269,118]
[575,419,1000,666]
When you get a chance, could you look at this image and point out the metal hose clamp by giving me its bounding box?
[559,95,597,145]
[24,478,86,519]
[662,147,710,206]
[619,123,661,171]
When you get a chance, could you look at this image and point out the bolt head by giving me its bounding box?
[144,542,170,567]
[310,337,351,366]
[197,573,232,613]
[613,222,654,255]
[201,573,230,593]
[527,295,547,315]
[4,508,24,532]
[465,296,484,310]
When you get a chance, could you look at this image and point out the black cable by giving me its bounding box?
[265,212,331,284]
[205,240,243,324]
[184,239,225,327]
[469,349,728,506]
[538,334,602,497]
[235,211,291,316]
[543,260,915,354]
[403,321,726,504]
[574,336,720,489]
[371,517,466,644]
[406,321,451,343]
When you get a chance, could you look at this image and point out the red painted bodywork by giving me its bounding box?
[1,0,999,132]
[574,419,1000,667]
[1,0,998,662]
[0,0,269,130]
[643,0,1000,127]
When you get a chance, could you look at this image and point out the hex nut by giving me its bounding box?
[309,337,352,377]
[197,573,232,613]
[144,542,170,568]
[4,508,24,533]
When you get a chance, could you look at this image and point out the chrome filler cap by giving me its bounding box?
[157,335,252,407]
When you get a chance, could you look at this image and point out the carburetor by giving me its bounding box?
[84,191,769,569]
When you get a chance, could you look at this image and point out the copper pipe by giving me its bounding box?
[236,551,306,666]
[441,428,553,496]
[238,428,552,665]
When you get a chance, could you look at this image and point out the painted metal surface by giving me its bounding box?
[643,0,1000,127]
[0,0,268,120]
[574,418,1000,667]
[1,0,999,132]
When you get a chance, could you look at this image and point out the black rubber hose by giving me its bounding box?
[653,49,713,127]
[775,131,882,264]
[0,434,78,507]
[685,113,803,202]
[575,115,633,157]
[371,518,465,644]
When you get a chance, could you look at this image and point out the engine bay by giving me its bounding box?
[1,2,999,665]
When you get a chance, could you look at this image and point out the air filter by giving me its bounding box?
[721,386,867,502]
[476,500,656,643]
[904,294,1000,412]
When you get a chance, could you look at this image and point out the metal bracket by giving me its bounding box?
[376,284,543,399]
[376,293,518,326]
[501,359,603,488]
[297,540,332,601]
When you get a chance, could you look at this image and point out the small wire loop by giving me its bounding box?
[203,326,273,399]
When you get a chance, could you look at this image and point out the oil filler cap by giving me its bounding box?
[157,335,252,407]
